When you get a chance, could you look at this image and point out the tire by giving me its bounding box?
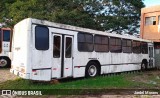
[0,57,11,68]
[141,62,147,71]
[85,62,100,77]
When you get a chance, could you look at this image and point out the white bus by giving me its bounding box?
[10,18,155,81]
[0,28,11,68]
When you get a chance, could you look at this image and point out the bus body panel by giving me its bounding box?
[10,18,155,81]
[0,42,10,57]
[10,19,31,79]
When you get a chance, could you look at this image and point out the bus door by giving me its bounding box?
[148,44,154,68]
[52,34,73,78]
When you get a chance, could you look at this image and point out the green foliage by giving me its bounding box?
[86,0,145,34]
[0,0,145,34]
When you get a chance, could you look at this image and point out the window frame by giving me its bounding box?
[94,34,109,52]
[109,37,122,53]
[77,32,93,52]
[122,39,132,53]
[53,35,61,58]
[3,30,11,42]
[141,42,148,54]
[145,16,156,26]
[65,37,72,58]
[132,40,141,54]
[35,25,49,50]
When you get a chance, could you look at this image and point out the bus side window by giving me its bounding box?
[3,30,10,42]
[110,37,122,53]
[78,33,93,52]
[132,41,141,54]
[141,42,148,54]
[122,39,132,53]
[35,26,49,50]
[94,35,109,52]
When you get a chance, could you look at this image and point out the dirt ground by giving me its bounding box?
[0,68,18,83]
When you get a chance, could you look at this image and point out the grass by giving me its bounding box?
[0,73,141,89]
[0,75,131,89]
[0,71,160,95]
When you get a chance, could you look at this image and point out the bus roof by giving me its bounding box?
[16,18,152,43]
[1,28,11,30]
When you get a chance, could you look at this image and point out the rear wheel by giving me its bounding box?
[0,57,11,68]
[141,62,147,71]
[85,62,100,77]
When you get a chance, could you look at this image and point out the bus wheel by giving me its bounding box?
[85,62,100,77]
[141,62,147,71]
[0,57,11,68]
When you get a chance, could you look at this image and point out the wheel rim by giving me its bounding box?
[88,65,97,77]
[0,59,7,67]
[141,63,145,70]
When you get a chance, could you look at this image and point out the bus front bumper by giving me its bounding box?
[10,68,30,79]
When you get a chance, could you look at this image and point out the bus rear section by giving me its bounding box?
[0,28,11,68]
[10,19,31,79]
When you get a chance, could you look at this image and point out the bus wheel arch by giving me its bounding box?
[0,56,11,68]
[85,60,101,77]
[141,59,148,71]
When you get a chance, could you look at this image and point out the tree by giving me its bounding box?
[0,0,101,29]
[0,0,145,34]
[82,0,145,34]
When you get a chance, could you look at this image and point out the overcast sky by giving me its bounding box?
[143,0,160,7]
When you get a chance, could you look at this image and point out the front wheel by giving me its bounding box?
[0,57,11,68]
[85,62,100,77]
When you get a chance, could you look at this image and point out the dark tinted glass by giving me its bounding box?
[102,36,108,44]
[137,42,141,53]
[78,33,93,52]
[116,39,121,45]
[53,36,61,58]
[35,26,49,50]
[122,40,127,46]
[127,40,132,46]
[78,43,86,51]
[141,42,148,54]
[95,35,109,52]
[95,36,101,44]
[95,44,109,52]
[122,39,132,53]
[3,30,10,41]
[78,33,85,42]
[65,37,72,58]
[110,37,122,53]
[110,38,116,45]
[85,34,93,43]
[132,41,141,53]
